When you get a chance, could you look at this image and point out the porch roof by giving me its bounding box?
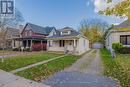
[13,36,45,41]
[46,35,79,40]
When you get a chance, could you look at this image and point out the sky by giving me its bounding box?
[16,0,125,29]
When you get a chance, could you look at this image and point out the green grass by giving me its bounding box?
[16,55,80,81]
[100,48,130,87]
[116,54,130,74]
[0,53,62,71]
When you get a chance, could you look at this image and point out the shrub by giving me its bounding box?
[118,46,130,54]
[13,48,20,51]
[112,43,123,53]
[23,48,31,52]
[32,43,46,51]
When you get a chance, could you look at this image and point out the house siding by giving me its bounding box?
[77,37,90,55]
[47,37,90,55]
[48,40,75,52]
[22,29,45,37]
[106,31,130,53]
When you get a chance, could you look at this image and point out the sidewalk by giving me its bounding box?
[0,54,17,59]
[0,70,50,87]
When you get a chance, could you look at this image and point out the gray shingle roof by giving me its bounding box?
[26,23,55,35]
[48,27,80,39]
[6,27,20,37]
[114,19,130,29]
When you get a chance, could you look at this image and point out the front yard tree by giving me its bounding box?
[99,0,130,18]
[0,9,24,62]
[79,18,109,46]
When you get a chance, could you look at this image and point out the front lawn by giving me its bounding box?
[16,55,80,81]
[0,52,62,71]
[100,49,130,87]
[115,54,130,74]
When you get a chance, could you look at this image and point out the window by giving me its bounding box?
[29,31,32,36]
[120,35,130,45]
[25,32,27,36]
[59,40,65,47]
[61,31,71,35]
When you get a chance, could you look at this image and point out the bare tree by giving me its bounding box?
[0,9,24,62]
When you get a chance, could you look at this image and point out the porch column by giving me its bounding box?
[26,40,28,48]
[41,40,43,51]
[13,40,16,48]
[30,40,32,47]
[30,40,32,51]
[47,40,49,51]
[41,40,42,45]
[74,39,76,47]
[19,40,20,47]
[73,39,76,54]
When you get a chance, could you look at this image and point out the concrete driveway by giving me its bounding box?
[42,50,119,87]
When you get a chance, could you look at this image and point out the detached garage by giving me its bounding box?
[92,42,103,49]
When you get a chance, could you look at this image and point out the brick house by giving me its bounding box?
[14,23,55,51]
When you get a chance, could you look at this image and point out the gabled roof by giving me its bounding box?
[47,27,80,39]
[22,23,55,35]
[58,27,74,32]
[114,19,130,31]
[6,27,20,36]
[105,20,130,39]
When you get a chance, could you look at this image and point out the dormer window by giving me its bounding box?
[68,31,71,34]
[61,31,71,35]
[61,32,63,35]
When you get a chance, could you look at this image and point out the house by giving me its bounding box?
[14,23,56,51]
[0,27,20,50]
[47,27,90,55]
[5,27,20,49]
[105,19,130,53]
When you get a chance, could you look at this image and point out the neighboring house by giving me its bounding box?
[106,19,130,53]
[5,27,20,49]
[14,23,56,51]
[47,27,90,55]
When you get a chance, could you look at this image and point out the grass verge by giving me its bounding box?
[16,55,80,81]
[0,53,62,71]
[100,48,130,87]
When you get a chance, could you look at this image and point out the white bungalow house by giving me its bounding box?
[106,19,130,53]
[47,27,90,55]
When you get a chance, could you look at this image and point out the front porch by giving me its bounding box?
[13,37,47,51]
[47,38,79,54]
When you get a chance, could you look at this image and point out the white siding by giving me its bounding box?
[48,40,74,52]
[77,37,90,55]
[47,37,90,55]
[106,31,130,53]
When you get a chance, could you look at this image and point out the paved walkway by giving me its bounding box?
[0,54,18,59]
[0,70,50,87]
[83,50,103,75]
[43,72,118,87]
[43,49,119,87]
[11,55,67,73]
[65,50,95,73]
